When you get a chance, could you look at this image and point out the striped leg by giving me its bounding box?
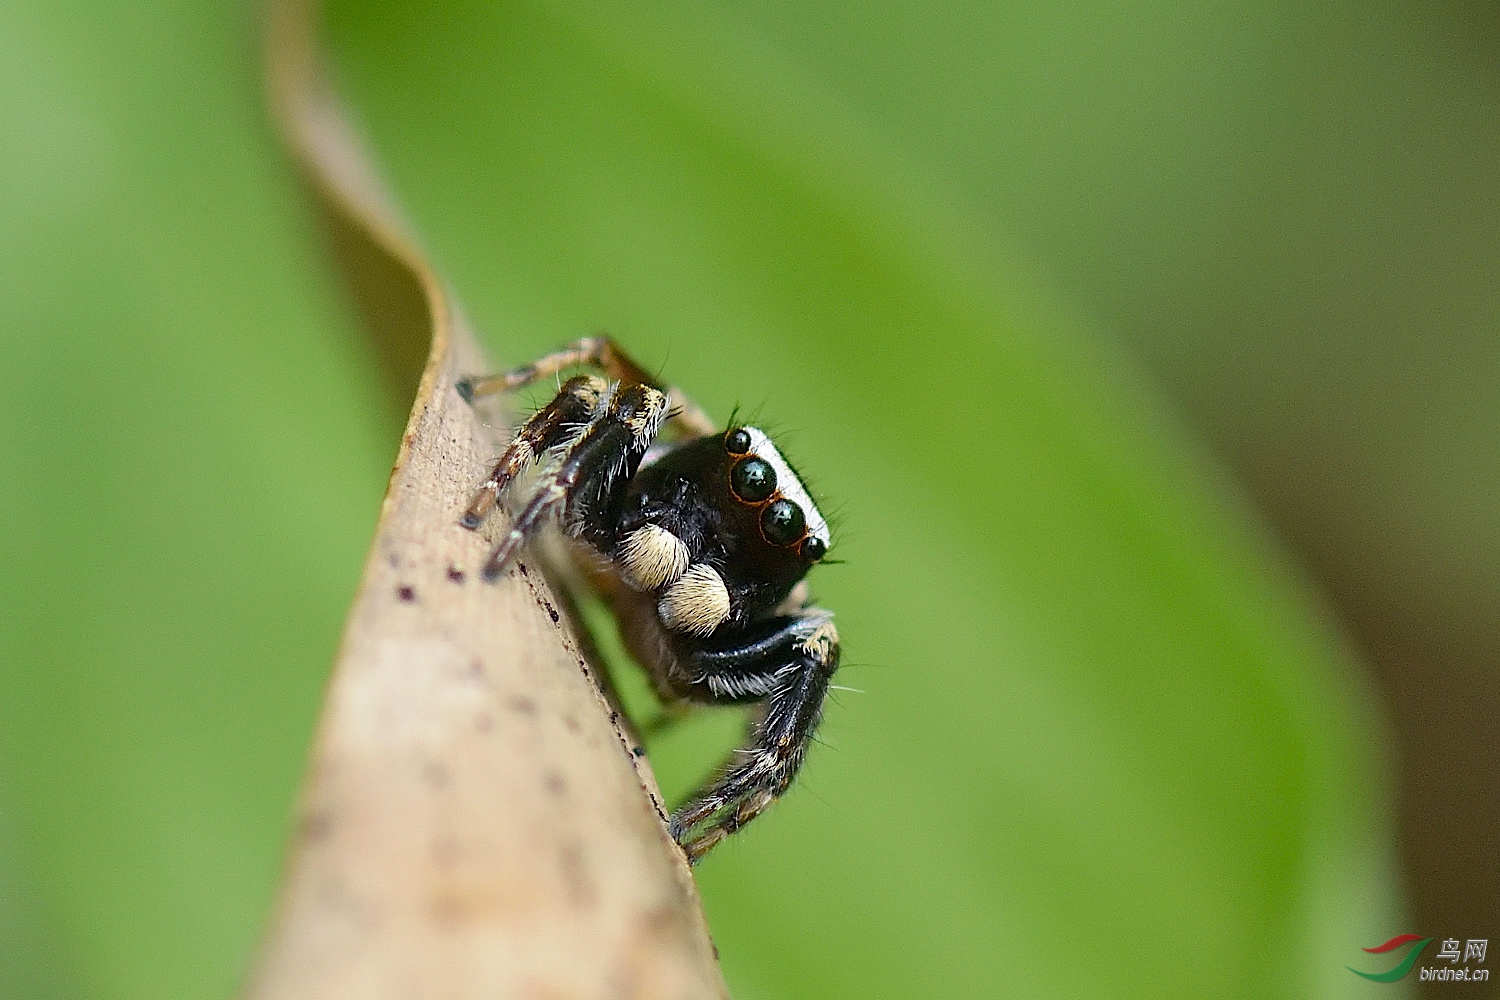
[670,614,840,863]
[481,383,670,580]
[460,374,605,530]
[457,336,656,400]
[457,336,717,439]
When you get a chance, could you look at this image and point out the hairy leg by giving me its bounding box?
[458,336,717,439]
[457,336,657,399]
[481,383,669,579]
[460,374,606,529]
[670,613,840,863]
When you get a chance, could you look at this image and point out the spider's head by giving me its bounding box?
[616,424,830,628]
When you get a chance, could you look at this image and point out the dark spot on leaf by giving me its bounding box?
[397,585,416,603]
[509,696,537,716]
[446,565,465,583]
[649,794,668,823]
[431,835,459,866]
[559,842,597,909]
[544,771,567,796]
[302,811,332,842]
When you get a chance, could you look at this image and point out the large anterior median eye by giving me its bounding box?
[760,498,805,546]
[730,456,776,502]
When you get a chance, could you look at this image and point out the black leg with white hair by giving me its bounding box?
[670,613,840,863]
[479,382,670,579]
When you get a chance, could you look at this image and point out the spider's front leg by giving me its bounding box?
[458,336,716,439]
[456,336,656,401]
[460,374,606,530]
[477,381,669,580]
[670,613,841,863]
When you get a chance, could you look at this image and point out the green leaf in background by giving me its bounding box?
[318,2,1400,998]
[1,0,1418,998]
[0,2,391,996]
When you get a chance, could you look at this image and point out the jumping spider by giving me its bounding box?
[456,337,840,863]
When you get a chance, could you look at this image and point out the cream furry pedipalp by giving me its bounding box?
[658,563,732,635]
[618,524,691,590]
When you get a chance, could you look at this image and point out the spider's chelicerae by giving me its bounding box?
[456,337,840,863]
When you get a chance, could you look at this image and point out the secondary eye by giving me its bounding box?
[730,456,776,502]
[760,499,806,546]
[724,428,752,455]
[801,536,827,562]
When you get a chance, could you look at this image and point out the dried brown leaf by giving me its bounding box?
[243,2,727,996]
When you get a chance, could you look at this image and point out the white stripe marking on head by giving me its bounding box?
[743,427,830,546]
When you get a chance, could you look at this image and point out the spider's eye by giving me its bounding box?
[760,499,805,546]
[725,428,752,455]
[801,536,827,562]
[730,456,776,502]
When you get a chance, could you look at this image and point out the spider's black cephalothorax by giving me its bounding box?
[457,337,840,863]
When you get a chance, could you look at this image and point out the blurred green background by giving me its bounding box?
[2,1,1494,998]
